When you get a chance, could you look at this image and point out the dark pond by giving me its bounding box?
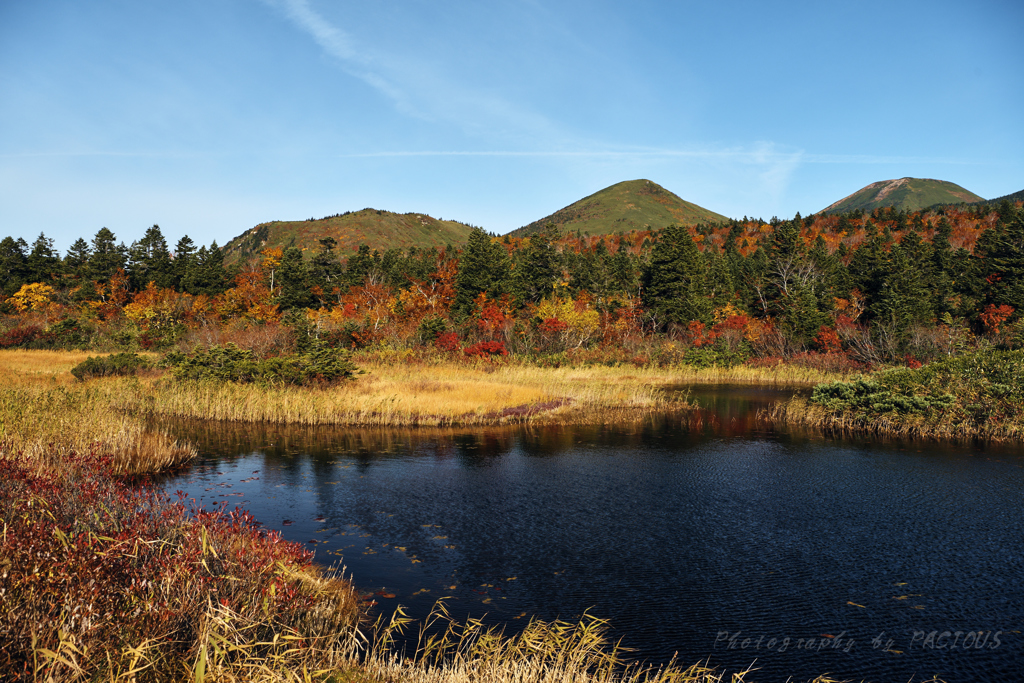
[159,386,1024,682]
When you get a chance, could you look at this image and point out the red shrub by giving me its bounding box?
[0,324,43,348]
[813,325,844,354]
[0,452,357,679]
[538,317,568,333]
[435,331,461,354]
[464,340,508,358]
[980,304,1014,335]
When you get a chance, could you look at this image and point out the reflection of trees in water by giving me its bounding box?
[152,417,522,463]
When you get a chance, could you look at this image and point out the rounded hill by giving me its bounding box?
[820,178,984,214]
[509,179,728,237]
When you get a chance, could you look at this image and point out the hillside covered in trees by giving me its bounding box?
[1,199,1022,372]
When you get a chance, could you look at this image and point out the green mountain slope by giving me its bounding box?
[981,188,1024,205]
[222,209,476,264]
[509,179,728,238]
[820,178,984,214]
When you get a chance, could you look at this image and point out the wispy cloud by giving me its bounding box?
[265,0,555,137]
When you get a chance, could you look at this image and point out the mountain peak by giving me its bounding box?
[820,177,984,214]
[509,179,727,237]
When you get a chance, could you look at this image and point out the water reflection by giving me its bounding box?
[159,386,1024,683]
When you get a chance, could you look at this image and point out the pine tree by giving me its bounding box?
[0,236,29,296]
[64,238,91,281]
[641,224,711,328]
[89,228,127,283]
[172,235,196,290]
[128,224,174,289]
[275,246,314,310]
[512,227,558,305]
[26,232,61,284]
[452,228,511,321]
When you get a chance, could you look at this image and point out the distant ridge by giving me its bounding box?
[509,179,727,238]
[820,177,984,214]
[979,188,1024,206]
[222,209,476,264]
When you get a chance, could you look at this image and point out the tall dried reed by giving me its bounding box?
[356,601,856,683]
[108,363,692,427]
[0,350,194,473]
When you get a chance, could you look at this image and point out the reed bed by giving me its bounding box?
[352,601,857,683]
[660,363,844,386]
[0,350,194,474]
[765,395,1024,443]
[107,363,692,428]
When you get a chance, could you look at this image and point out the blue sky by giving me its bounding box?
[2,0,1022,252]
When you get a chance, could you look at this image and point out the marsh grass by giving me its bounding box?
[110,363,693,427]
[764,348,1024,443]
[765,395,1024,443]
[0,350,193,474]
[355,601,854,683]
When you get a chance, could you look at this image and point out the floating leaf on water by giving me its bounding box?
[506,577,517,581]
[846,601,866,608]
[282,520,293,526]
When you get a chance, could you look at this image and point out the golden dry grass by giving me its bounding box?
[0,349,194,474]
[0,350,841,473]
[103,362,693,427]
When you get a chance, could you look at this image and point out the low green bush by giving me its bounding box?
[71,352,151,381]
[809,348,1024,420]
[165,342,359,386]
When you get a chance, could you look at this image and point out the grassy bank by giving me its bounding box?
[766,348,1024,442]
[0,348,852,472]
[0,350,195,473]
[0,450,361,682]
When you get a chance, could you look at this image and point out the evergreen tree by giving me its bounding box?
[309,237,344,299]
[64,238,91,281]
[26,232,61,284]
[344,245,377,289]
[451,228,511,321]
[128,224,173,289]
[172,235,197,290]
[275,246,314,310]
[89,228,127,283]
[512,227,558,305]
[182,242,229,296]
[0,236,29,296]
[641,224,711,328]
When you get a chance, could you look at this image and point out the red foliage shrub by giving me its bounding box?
[0,452,358,680]
[813,325,844,354]
[435,331,461,354]
[0,324,43,348]
[980,304,1015,335]
[464,340,508,358]
[904,354,923,369]
[538,317,568,333]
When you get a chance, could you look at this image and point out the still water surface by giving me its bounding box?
[161,386,1024,682]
